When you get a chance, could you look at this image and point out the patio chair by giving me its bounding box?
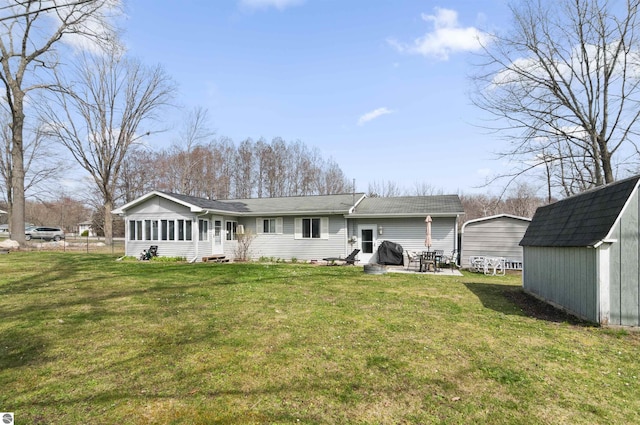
[405,250,421,270]
[421,251,437,272]
[485,257,506,276]
[433,250,444,272]
[445,250,459,272]
[323,249,360,265]
[469,256,485,273]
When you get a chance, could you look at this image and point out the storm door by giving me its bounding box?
[358,225,377,263]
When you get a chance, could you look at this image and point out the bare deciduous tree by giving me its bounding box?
[0,0,119,242]
[0,111,67,210]
[410,181,444,196]
[118,147,158,203]
[41,49,174,244]
[168,107,216,197]
[367,180,403,197]
[120,135,352,201]
[472,0,640,197]
[460,183,549,224]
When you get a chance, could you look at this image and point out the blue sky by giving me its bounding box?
[121,0,513,195]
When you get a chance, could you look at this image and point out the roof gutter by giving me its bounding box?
[592,239,617,249]
[345,212,463,218]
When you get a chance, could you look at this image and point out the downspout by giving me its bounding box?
[454,214,460,266]
[344,217,349,255]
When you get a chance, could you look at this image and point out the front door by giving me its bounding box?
[212,218,223,254]
[358,225,377,263]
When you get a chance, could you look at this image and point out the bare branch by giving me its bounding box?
[471,0,640,197]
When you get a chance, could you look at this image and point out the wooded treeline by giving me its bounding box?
[118,136,352,202]
[0,179,549,237]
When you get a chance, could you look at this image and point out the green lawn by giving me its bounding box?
[1,253,639,424]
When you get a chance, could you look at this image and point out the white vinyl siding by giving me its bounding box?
[243,216,344,261]
[349,217,457,254]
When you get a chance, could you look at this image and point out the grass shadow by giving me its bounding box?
[463,282,595,326]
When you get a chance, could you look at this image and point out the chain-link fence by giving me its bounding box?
[0,235,125,255]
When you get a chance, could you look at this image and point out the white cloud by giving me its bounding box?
[389,8,491,61]
[239,0,304,10]
[357,107,393,126]
[56,0,123,54]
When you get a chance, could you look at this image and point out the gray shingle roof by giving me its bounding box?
[351,195,464,216]
[158,192,250,213]
[520,175,640,247]
[159,191,365,215]
[222,193,366,215]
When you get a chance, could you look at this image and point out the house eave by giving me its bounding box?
[346,212,463,219]
[461,214,531,233]
[221,210,353,217]
[112,191,206,215]
[592,239,617,248]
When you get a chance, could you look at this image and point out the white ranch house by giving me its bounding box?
[113,191,464,264]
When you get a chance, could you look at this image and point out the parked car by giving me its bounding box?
[25,226,65,241]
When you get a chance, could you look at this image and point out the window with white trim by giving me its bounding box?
[129,218,192,241]
[226,221,237,240]
[151,220,159,240]
[176,219,192,241]
[128,221,137,241]
[257,217,283,234]
[161,220,168,240]
[168,220,175,240]
[144,220,153,240]
[294,217,329,239]
[198,219,209,241]
[303,218,320,238]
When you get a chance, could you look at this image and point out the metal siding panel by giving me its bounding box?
[619,191,639,326]
[609,223,622,325]
[523,246,598,322]
[461,217,528,267]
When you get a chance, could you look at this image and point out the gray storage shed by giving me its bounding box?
[461,214,531,269]
[520,175,640,326]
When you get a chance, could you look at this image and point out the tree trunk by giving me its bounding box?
[103,199,113,246]
[599,138,614,185]
[9,94,25,244]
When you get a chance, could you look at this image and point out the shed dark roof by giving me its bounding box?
[520,176,640,247]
